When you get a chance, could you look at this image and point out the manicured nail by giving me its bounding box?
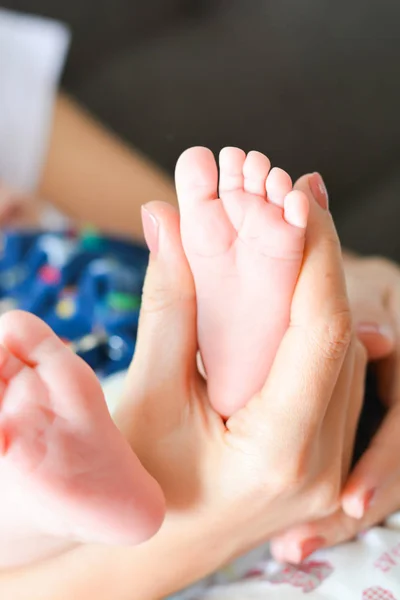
[299,536,325,561]
[308,173,329,210]
[141,205,159,255]
[357,322,395,343]
[343,488,377,520]
[270,540,286,563]
[363,488,376,512]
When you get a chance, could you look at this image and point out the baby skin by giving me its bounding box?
[0,311,164,569]
[0,146,309,571]
[176,147,309,416]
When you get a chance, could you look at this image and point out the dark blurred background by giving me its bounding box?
[6,0,400,259]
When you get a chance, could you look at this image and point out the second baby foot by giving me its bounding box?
[0,311,164,568]
[176,147,309,416]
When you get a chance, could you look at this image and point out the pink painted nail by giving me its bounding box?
[308,173,329,210]
[299,536,326,562]
[141,205,159,255]
[363,488,377,513]
[357,322,395,343]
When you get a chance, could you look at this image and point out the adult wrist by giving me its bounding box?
[0,514,230,600]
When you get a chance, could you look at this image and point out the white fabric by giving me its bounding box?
[0,8,70,193]
[174,525,400,599]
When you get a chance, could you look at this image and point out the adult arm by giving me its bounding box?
[38,94,177,240]
[0,176,365,599]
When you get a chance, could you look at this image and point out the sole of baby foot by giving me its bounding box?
[176,147,309,416]
[0,311,165,568]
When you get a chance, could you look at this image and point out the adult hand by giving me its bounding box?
[3,175,365,600]
[112,175,365,598]
[270,215,400,564]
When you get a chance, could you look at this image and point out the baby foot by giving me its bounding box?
[0,311,164,568]
[176,147,309,416]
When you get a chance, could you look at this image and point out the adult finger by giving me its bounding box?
[316,339,365,495]
[340,265,400,518]
[122,201,198,410]
[341,340,367,477]
[341,400,400,520]
[271,476,400,564]
[269,342,365,561]
[345,257,395,360]
[234,174,352,459]
[377,279,400,409]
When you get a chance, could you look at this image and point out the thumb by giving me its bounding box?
[294,175,395,361]
[124,201,198,403]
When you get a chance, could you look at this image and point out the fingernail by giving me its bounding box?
[308,173,329,210]
[357,322,395,343]
[343,488,377,520]
[299,536,325,561]
[363,488,376,512]
[270,540,287,563]
[141,205,159,255]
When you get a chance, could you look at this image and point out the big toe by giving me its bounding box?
[175,146,218,209]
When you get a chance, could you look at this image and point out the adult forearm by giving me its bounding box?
[39,94,177,240]
[0,519,226,600]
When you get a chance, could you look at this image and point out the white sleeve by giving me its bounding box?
[0,9,70,193]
